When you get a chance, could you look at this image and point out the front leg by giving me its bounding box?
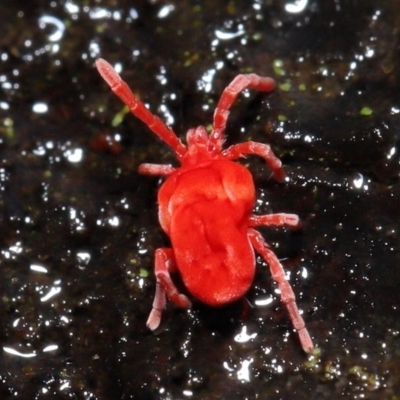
[249,213,300,228]
[222,141,284,182]
[139,163,176,176]
[146,248,191,331]
[96,58,187,159]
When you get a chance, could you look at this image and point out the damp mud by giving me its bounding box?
[1,1,400,399]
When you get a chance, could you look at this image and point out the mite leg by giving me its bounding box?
[146,248,191,331]
[249,213,300,228]
[211,74,276,150]
[138,163,176,176]
[95,58,187,159]
[222,141,285,182]
[248,229,314,353]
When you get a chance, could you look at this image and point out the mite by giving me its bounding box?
[96,58,314,353]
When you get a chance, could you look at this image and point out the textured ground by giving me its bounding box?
[0,1,400,399]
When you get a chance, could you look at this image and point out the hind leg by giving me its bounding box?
[146,248,191,331]
[248,229,314,353]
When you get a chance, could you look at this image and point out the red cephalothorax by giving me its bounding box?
[96,58,314,353]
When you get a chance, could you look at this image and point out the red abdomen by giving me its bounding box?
[158,160,256,306]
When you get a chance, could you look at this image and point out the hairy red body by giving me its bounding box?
[96,58,314,353]
[161,160,256,306]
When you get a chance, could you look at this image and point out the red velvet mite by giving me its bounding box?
[96,58,314,353]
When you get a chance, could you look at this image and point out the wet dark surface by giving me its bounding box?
[1,0,400,399]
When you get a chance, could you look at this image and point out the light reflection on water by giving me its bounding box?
[38,15,65,42]
[0,0,399,397]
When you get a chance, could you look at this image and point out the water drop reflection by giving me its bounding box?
[3,346,36,358]
[43,344,58,352]
[351,173,369,191]
[64,148,83,163]
[387,146,396,159]
[38,15,65,42]
[30,264,48,273]
[285,0,309,14]
[0,101,9,109]
[157,5,174,19]
[255,296,273,307]
[77,251,91,267]
[40,284,62,302]
[234,325,257,343]
[65,1,79,14]
[32,102,48,114]
[237,358,254,382]
[214,26,244,40]
[89,8,109,19]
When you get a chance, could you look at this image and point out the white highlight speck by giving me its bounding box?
[32,102,48,114]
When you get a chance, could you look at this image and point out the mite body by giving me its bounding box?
[96,58,314,353]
